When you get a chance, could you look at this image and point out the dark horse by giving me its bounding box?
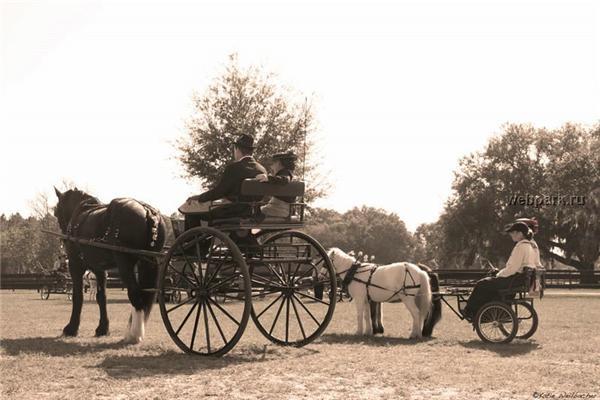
[369,263,442,337]
[53,187,166,343]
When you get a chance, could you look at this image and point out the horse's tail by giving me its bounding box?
[419,265,442,337]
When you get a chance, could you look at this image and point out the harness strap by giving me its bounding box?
[348,263,423,302]
[366,266,377,302]
[341,262,361,293]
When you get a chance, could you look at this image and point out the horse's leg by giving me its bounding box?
[370,302,384,334]
[369,301,378,333]
[63,259,85,336]
[94,270,109,336]
[355,296,365,335]
[137,259,159,322]
[404,297,422,339]
[363,298,373,335]
[114,255,145,344]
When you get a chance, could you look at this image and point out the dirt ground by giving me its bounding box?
[1,289,599,399]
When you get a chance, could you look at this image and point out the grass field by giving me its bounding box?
[1,289,599,400]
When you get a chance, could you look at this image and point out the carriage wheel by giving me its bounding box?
[474,301,517,343]
[40,286,50,300]
[250,230,337,347]
[513,301,538,339]
[159,227,251,356]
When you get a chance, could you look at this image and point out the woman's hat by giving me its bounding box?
[515,217,538,234]
[233,134,255,149]
[504,221,530,235]
[272,152,297,161]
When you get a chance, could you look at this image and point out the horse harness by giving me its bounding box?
[65,198,161,264]
[338,261,421,302]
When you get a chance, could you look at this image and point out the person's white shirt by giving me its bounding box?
[497,239,543,278]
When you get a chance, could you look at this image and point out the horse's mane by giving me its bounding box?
[68,189,101,208]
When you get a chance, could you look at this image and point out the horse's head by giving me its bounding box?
[326,247,355,274]
[53,187,98,233]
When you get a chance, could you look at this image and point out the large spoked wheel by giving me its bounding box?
[159,227,252,356]
[474,301,518,343]
[40,286,50,300]
[250,230,337,347]
[513,301,538,339]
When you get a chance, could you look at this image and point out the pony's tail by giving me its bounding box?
[422,270,442,337]
[415,269,433,329]
[138,259,159,321]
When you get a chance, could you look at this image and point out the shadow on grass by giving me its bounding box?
[458,339,540,356]
[97,344,320,378]
[319,333,432,346]
[0,336,130,357]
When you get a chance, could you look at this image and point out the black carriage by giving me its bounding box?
[434,267,541,343]
[39,274,73,301]
[46,179,337,356]
[160,180,337,355]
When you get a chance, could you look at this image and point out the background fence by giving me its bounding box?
[1,269,599,291]
[0,273,124,290]
[435,269,600,289]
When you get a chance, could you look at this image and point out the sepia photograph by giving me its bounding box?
[1,0,599,399]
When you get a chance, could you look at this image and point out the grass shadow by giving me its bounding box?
[97,344,320,378]
[0,336,130,357]
[458,339,540,357]
[318,332,432,346]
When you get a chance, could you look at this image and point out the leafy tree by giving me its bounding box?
[433,123,600,281]
[177,54,327,201]
[304,206,418,264]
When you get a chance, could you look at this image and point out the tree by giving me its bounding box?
[304,206,418,264]
[177,54,327,202]
[435,123,600,281]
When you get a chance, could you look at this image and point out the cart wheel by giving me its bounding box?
[513,301,538,339]
[40,286,50,300]
[159,227,251,356]
[250,230,337,347]
[474,301,517,343]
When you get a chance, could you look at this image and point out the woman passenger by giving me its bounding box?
[256,152,298,218]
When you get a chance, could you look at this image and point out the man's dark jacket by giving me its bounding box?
[196,156,267,203]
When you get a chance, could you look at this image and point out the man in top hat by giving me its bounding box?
[182,134,267,225]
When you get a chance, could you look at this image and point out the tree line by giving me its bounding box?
[2,56,598,282]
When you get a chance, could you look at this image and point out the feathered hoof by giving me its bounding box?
[122,334,143,344]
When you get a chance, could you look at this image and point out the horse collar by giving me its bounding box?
[341,261,362,292]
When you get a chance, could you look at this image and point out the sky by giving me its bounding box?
[1,0,599,231]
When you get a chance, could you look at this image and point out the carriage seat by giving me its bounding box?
[209,179,306,228]
[497,266,538,298]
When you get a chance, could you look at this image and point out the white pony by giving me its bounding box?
[328,248,436,339]
[83,270,97,301]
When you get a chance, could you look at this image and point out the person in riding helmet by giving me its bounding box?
[462,220,543,320]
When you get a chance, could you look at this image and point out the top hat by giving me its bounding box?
[272,151,298,161]
[233,134,255,149]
